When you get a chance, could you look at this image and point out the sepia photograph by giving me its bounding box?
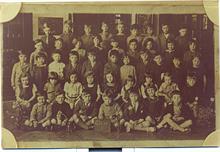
[1,2,219,148]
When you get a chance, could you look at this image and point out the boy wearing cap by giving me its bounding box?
[11,51,30,90]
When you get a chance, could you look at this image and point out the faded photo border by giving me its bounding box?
[0,1,219,148]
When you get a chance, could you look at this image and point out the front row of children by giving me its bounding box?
[13,72,194,133]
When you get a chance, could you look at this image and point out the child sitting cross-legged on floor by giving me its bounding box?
[68,91,98,131]
[123,90,156,133]
[98,90,124,129]
[50,90,72,130]
[24,92,52,130]
[156,90,193,132]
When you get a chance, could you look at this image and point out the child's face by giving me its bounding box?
[173,58,181,67]
[103,95,112,105]
[129,93,138,103]
[64,24,71,33]
[111,41,119,48]
[146,27,153,35]
[146,41,153,50]
[140,52,149,61]
[172,94,181,106]
[35,42,43,51]
[117,24,124,33]
[167,42,174,50]
[84,25,92,34]
[93,37,100,45]
[69,55,78,63]
[88,53,96,62]
[37,96,45,105]
[43,27,51,36]
[21,76,29,86]
[82,93,91,104]
[189,42,196,51]
[131,29,138,36]
[123,57,130,65]
[192,57,200,67]
[154,55,162,65]
[56,94,65,104]
[52,53,61,62]
[110,55,117,63]
[145,76,152,84]
[179,28,187,36]
[187,76,196,87]
[49,78,57,84]
[162,25,169,34]
[55,40,63,49]
[37,57,45,65]
[106,73,114,83]
[86,75,94,84]
[19,54,27,63]
[129,42,137,50]
[164,76,172,85]
[127,80,134,87]
[70,74,77,83]
[146,88,155,97]
[101,23,109,32]
[75,41,81,48]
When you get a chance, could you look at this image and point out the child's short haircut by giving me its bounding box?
[109,49,119,57]
[161,23,169,27]
[101,21,108,26]
[163,72,172,78]
[144,72,152,78]
[36,91,46,98]
[84,24,92,28]
[146,85,157,91]
[129,38,138,45]
[48,72,58,80]
[82,90,91,96]
[167,39,175,45]
[143,38,154,48]
[18,50,27,56]
[55,90,65,97]
[102,89,113,98]
[87,50,96,56]
[55,38,63,43]
[20,73,30,79]
[189,39,197,46]
[130,24,139,30]
[64,20,72,26]
[187,72,197,80]
[153,52,162,59]
[36,52,46,60]
[126,75,135,82]
[85,71,95,78]
[52,51,61,56]
[179,24,187,30]
[69,51,79,58]
[34,39,43,45]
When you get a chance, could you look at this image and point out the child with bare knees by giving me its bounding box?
[98,91,124,129]
[25,92,52,129]
[123,91,156,133]
[157,90,193,132]
[50,91,72,130]
[68,91,98,131]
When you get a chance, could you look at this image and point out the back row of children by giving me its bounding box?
[11,20,206,133]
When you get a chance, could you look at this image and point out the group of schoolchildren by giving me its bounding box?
[11,19,207,133]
